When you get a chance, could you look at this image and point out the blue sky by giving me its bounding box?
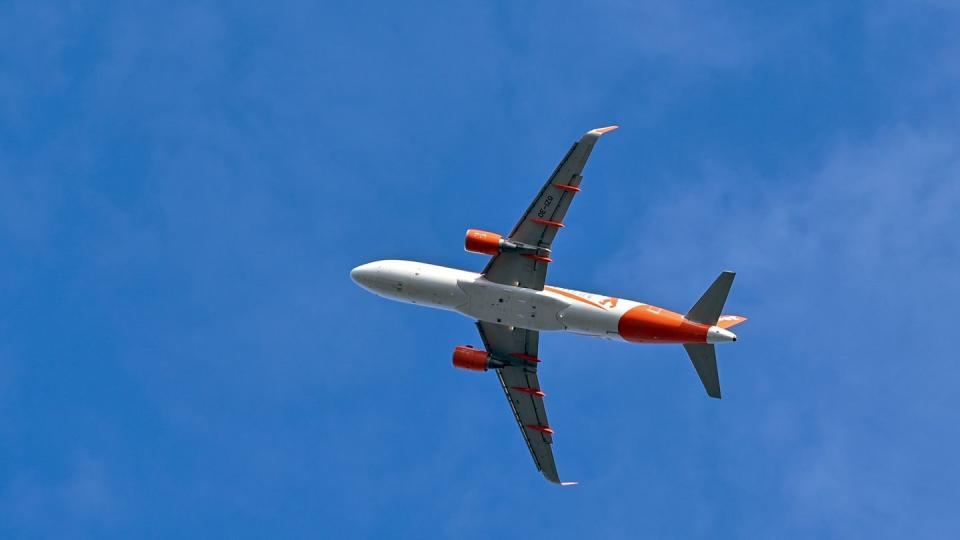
[2,1,959,538]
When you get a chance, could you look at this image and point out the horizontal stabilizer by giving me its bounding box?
[687,271,736,325]
[683,343,721,399]
[717,315,748,329]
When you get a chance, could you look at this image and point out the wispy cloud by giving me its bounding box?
[598,125,960,535]
[3,1,960,537]
[608,128,959,284]
[1,453,123,535]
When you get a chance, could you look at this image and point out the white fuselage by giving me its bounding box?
[350,259,642,341]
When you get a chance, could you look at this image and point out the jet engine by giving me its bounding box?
[464,229,551,260]
[451,345,504,372]
[464,229,503,255]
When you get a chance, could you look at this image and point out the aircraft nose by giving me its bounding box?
[350,263,378,288]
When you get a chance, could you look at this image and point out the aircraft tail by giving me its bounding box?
[683,344,721,398]
[686,271,735,325]
[683,271,740,399]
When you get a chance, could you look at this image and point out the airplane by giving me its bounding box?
[350,126,747,485]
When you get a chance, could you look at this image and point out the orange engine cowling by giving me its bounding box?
[464,229,503,256]
[452,345,493,372]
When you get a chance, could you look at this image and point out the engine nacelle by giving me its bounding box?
[465,229,552,261]
[452,345,504,372]
[464,229,503,256]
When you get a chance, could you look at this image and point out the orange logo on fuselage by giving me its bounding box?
[600,297,618,308]
[544,286,608,310]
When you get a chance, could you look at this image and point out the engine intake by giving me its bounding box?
[464,229,503,255]
[452,345,504,372]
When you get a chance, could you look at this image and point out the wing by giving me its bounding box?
[483,126,618,290]
[477,321,573,485]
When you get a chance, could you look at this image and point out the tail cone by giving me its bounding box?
[706,326,737,344]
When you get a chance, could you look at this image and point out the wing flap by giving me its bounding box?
[497,367,560,483]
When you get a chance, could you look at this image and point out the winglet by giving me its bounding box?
[589,125,619,135]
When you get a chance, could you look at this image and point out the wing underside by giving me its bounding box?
[483,126,617,291]
[476,321,565,484]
